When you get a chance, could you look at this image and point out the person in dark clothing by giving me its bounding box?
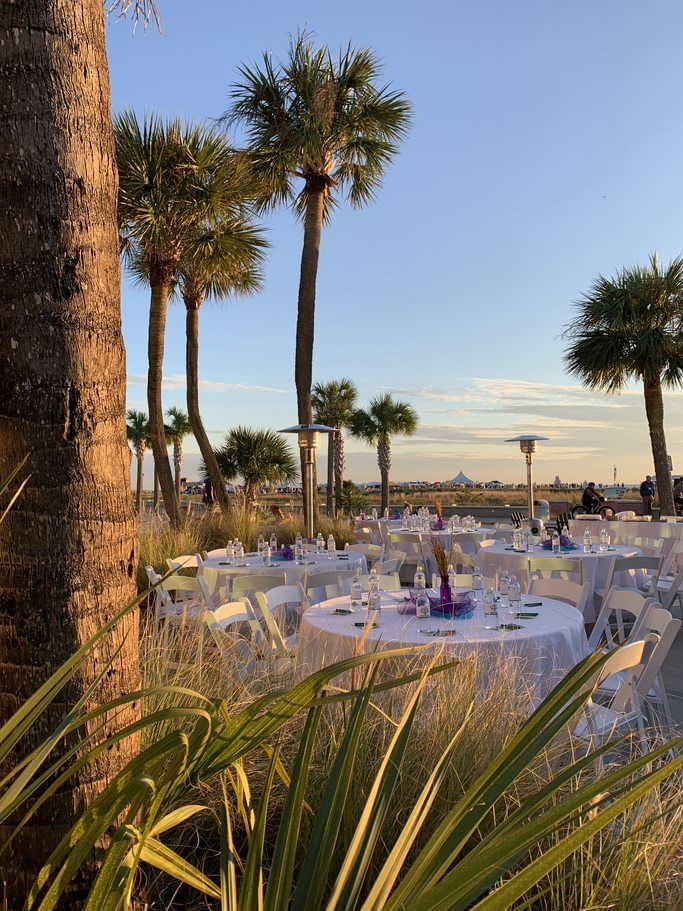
[581,482,604,512]
[639,475,655,516]
[202,476,214,505]
[673,479,683,516]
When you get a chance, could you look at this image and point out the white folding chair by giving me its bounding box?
[205,598,289,681]
[452,532,480,555]
[230,573,287,599]
[655,569,683,618]
[345,542,384,568]
[166,554,199,571]
[253,589,300,657]
[527,577,591,617]
[305,571,352,606]
[596,605,680,730]
[375,551,406,575]
[256,583,310,639]
[527,557,584,584]
[595,555,663,602]
[587,588,655,651]
[575,639,650,748]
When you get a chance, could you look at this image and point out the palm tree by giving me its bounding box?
[312,379,358,516]
[210,426,298,507]
[115,112,239,527]
[177,205,267,518]
[351,394,418,514]
[166,407,192,500]
[226,35,411,516]
[0,2,141,902]
[564,254,683,516]
[126,409,149,512]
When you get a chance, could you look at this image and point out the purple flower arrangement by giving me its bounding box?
[541,534,578,551]
[275,544,295,561]
[431,517,446,531]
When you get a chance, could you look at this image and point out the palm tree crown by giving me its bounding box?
[564,254,683,391]
[210,427,298,505]
[351,393,418,447]
[126,409,149,457]
[564,253,683,516]
[225,34,413,221]
[166,407,191,445]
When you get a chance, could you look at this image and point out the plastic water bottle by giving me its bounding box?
[415,590,431,619]
[350,568,363,606]
[484,588,497,615]
[257,534,265,555]
[269,533,278,553]
[327,533,336,556]
[583,529,592,553]
[262,543,271,566]
[383,507,389,519]
[225,540,234,564]
[473,565,484,600]
[447,563,457,592]
[316,532,325,554]
[294,532,303,563]
[552,531,561,555]
[371,507,378,521]
[367,567,381,613]
[499,570,511,596]
[509,575,521,606]
[512,528,521,551]
[599,529,608,553]
[414,564,426,590]
[235,540,244,562]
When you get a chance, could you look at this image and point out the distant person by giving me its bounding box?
[673,479,683,516]
[202,476,214,506]
[639,475,655,516]
[581,482,604,513]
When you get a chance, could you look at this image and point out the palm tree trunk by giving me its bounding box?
[0,2,140,903]
[378,435,392,515]
[326,433,335,516]
[643,379,674,516]
[136,451,144,513]
[296,188,325,521]
[334,431,345,514]
[334,430,344,512]
[185,301,231,516]
[153,462,159,509]
[148,270,180,527]
[173,440,182,501]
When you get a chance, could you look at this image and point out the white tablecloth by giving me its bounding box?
[298,592,588,700]
[200,550,367,587]
[568,518,683,544]
[477,542,642,623]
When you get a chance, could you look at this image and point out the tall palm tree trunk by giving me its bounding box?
[326,434,335,516]
[295,189,325,521]
[153,462,159,509]
[378,435,391,515]
[334,431,345,515]
[136,450,144,513]
[643,379,674,516]
[148,271,180,527]
[173,441,183,501]
[0,2,140,903]
[185,302,231,516]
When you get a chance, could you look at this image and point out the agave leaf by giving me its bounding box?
[138,837,221,899]
[290,665,379,911]
[218,777,239,911]
[326,666,434,910]
[264,705,322,911]
[360,704,474,911]
[149,804,209,838]
[239,742,279,911]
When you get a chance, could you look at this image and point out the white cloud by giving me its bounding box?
[127,374,287,395]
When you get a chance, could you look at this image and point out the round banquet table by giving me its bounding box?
[298,591,588,701]
[477,541,642,623]
[568,518,683,544]
[200,550,367,587]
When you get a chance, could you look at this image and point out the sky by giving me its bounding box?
[107,0,683,487]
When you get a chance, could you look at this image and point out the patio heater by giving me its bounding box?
[279,423,336,539]
[504,434,549,520]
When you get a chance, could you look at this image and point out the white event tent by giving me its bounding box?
[450,470,474,487]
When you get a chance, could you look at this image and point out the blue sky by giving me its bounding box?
[108,0,683,487]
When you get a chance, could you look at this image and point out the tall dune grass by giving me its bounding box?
[140,618,683,910]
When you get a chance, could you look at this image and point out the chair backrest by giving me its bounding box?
[262,583,310,621]
[341,573,401,594]
[388,533,424,560]
[660,540,683,577]
[306,571,349,605]
[527,577,591,616]
[253,591,289,652]
[527,557,583,583]
[452,533,479,555]
[659,570,683,613]
[634,606,681,698]
[206,597,270,655]
[624,536,665,556]
[494,523,514,531]
[587,588,654,650]
[345,543,384,563]
[166,554,199,571]
[159,573,210,604]
[230,573,287,596]
[591,639,649,716]
[453,551,476,571]
[602,554,663,595]
[375,555,405,574]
